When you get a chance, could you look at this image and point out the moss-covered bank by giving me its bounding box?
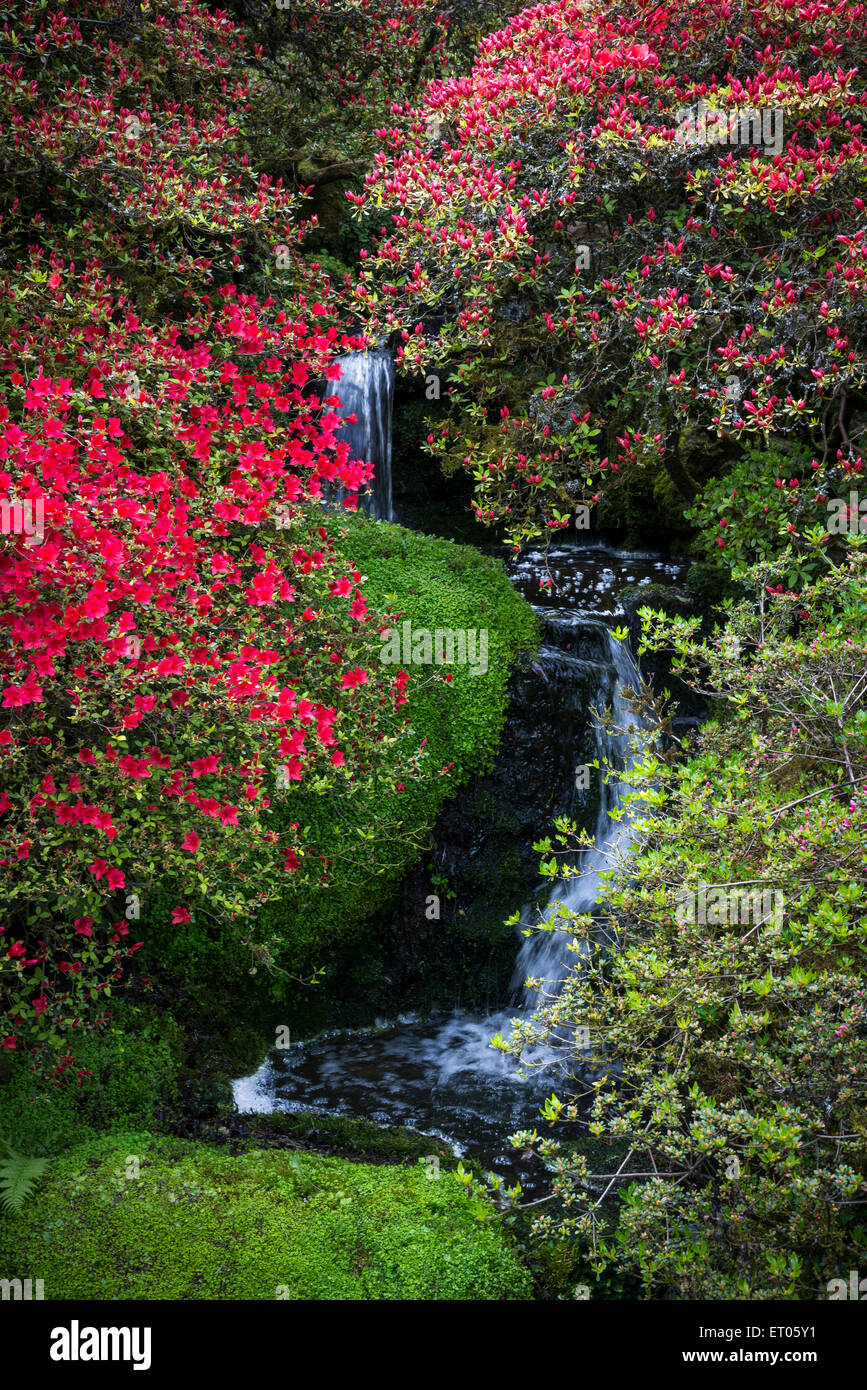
[265,512,540,961]
[132,513,538,1042]
[0,1133,532,1300]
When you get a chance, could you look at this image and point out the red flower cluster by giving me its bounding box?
[351,0,867,545]
[0,0,440,1064]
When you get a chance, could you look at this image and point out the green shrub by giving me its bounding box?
[0,1133,533,1301]
[685,446,834,592]
[507,549,867,1298]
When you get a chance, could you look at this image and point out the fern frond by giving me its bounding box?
[0,1154,48,1214]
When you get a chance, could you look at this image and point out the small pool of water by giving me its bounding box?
[234,1011,557,1191]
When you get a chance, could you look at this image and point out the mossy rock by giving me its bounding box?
[252,513,539,973]
[0,1134,533,1301]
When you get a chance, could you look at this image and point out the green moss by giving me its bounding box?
[234,1109,460,1167]
[0,1003,184,1157]
[336,513,537,774]
[0,1133,533,1301]
[256,513,539,974]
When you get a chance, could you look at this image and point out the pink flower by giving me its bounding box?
[182,831,200,853]
[118,755,150,779]
[190,754,220,778]
[156,653,184,677]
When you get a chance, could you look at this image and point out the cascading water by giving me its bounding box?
[233,546,680,1187]
[510,632,644,1014]
[331,349,394,521]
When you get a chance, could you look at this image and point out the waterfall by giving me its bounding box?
[420,626,645,1078]
[332,349,394,521]
[510,630,644,1013]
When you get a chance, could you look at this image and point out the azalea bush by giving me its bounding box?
[0,0,502,301]
[687,446,867,593]
[350,0,867,544]
[0,267,436,1065]
[0,2,453,1069]
[504,545,867,1298]
[0,0,545,1072]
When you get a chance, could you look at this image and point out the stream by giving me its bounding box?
[234,541,684,1192]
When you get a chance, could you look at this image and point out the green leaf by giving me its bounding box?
[0,1152,48,1214]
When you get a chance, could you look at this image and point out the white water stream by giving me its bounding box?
[331,349,394,521]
